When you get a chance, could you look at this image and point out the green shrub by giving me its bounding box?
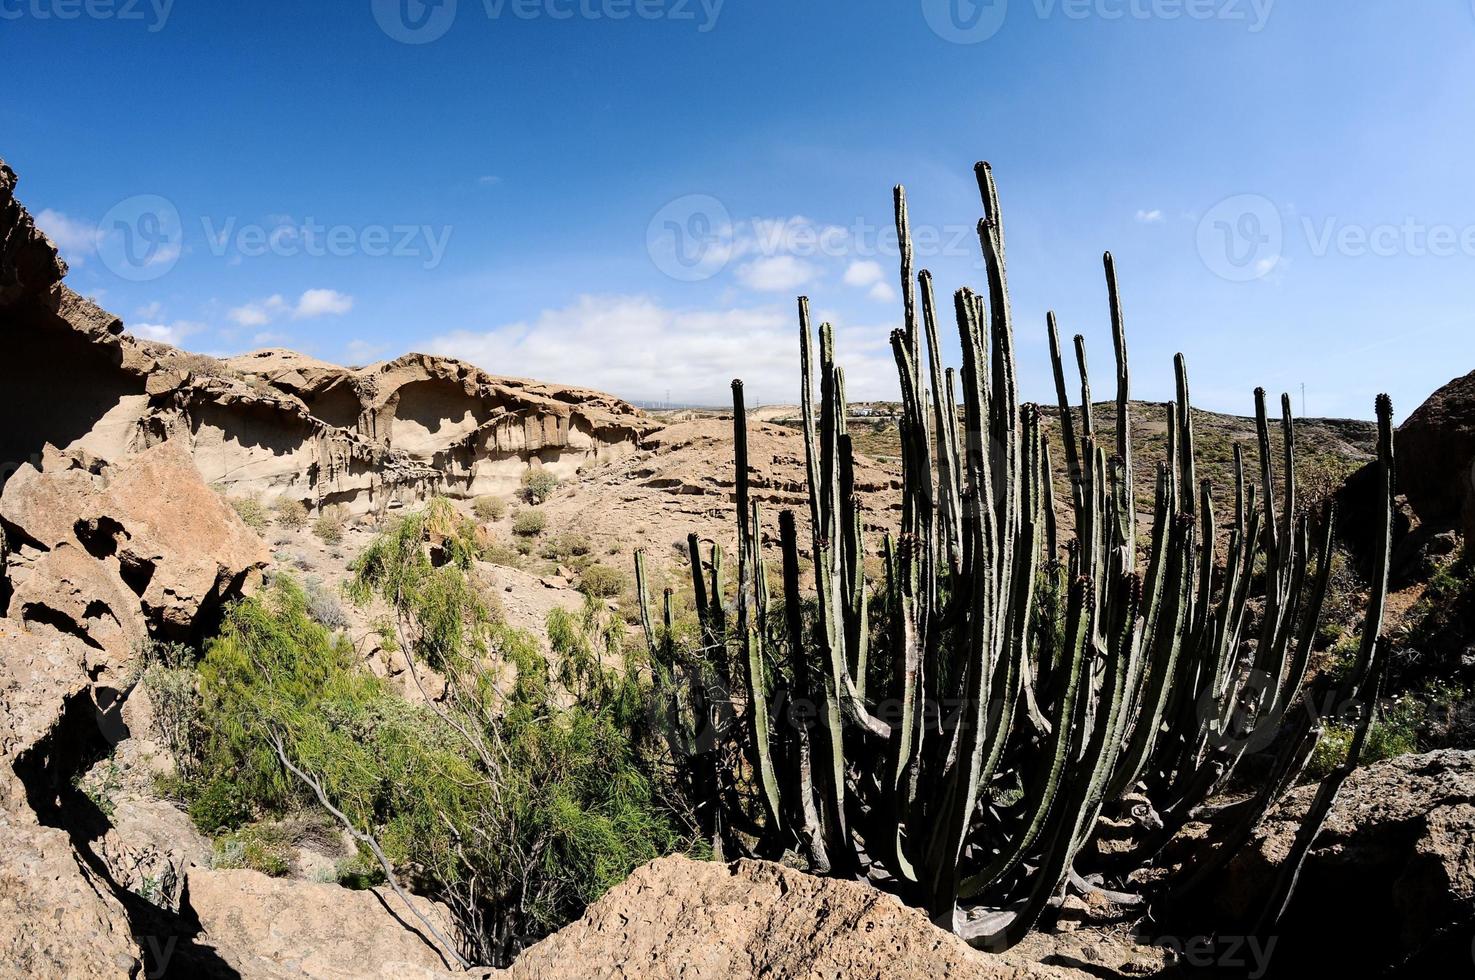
[189,777,251,834]
[473,496,508,522]
[541,530,592,560]
[313,506,345,545]
[212,824,292,877]
[521,469,559,504]
[142,663,203,781]
[274,498,308,530]
[229,494,269,533]
[178,502,692,966]
[513,508,547,537]
[579,564,627,599]
[304,575,349,631]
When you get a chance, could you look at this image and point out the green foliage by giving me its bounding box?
[188,776,251,833]
[177,500,691,966]
[303,574,348,631]
[474,496,508,522]
[541,530,592,561]
[512,508,547,537]
[579,564,627,599]
[313,505,346,545]
[521,469,559,504]
[212,824,293,876]
[229,493,269,533]
[141,661,203,781]
[274,498,308,530]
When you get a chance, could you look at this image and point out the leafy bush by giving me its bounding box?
[189,776,251,834]
[304,574,349,631]
[512,508,547,537]
[229,494,269,532]
[473,496,507,522]
[579,564,627,599]
[313,506,345,545]
[178,504,691,966]
[521,469,559,504]
[274,498,308,530]
[212,824,292,876]
[142,663,203,781]
[541,530,592,561]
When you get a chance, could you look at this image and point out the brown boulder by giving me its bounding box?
[1221,749,1475,976]
[184,867,464,979]
[0,620,143,977]
[0,440,268,671]
[504,855,1098,979]
[1398,369,1475,544]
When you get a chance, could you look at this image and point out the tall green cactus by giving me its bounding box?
[634,160,1394,952]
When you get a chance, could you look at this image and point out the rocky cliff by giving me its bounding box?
[0,158,654,516]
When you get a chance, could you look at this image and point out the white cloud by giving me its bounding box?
[229,294,288,327]
[293,288,354,318]
[843,260,885,288]
[135,300,164,320]
[868,281,897,303]
[1135,209,1165,224]
[735,255,820,293]
[228,289,352,327]
[35,209,102,264]
[478,175,502,186]
[132,320,206,346]
[427,294,900,406]
[345,339,389,365]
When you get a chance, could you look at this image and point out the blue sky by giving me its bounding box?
[4,1,1474,419]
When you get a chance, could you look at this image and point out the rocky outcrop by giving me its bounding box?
[539,417,903,568]
[1,158,653,518]
[1399,369,1475,546]
[1,441,269,676]
[0,620,143,978]
[503,855,1099,980]
[220,348,656,507]
[1220,749,1475,977]
[183,867,464,979]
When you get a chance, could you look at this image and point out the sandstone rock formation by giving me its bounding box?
[1399,369,1475,546]
[1219,749,1475,976]
[539,417,902,567]
[503,855,1105,980]
[2,157,655,521]
[1,441,270,663]
[183,867,465,979]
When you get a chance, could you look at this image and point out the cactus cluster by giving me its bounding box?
[635,162,1394,950]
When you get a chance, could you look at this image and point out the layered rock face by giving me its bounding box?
[218,348,655,509]
[0,159,653,519]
